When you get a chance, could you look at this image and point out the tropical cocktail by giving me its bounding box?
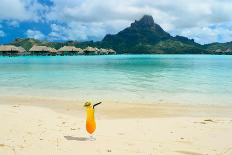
[84,101,101,140]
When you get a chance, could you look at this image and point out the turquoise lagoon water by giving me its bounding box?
[0,55,232,105]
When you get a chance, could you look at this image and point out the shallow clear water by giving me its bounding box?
[0,55,232,105]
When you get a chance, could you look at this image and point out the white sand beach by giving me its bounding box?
[0,96,232,155]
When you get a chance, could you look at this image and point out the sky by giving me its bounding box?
[0,0,232,44]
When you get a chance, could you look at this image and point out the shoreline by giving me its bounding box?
[1,95,232,118]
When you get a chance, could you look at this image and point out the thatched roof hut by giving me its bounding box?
[58,46,81,52]
[84,46,98,55]
[99,48,108,55]
[0,45,26,55]
[29,45,56,52]
[29,45,57,55]
[0,45,25,52]
[107,49,116,55]
[98,48,116,55]
[58,46,83,55]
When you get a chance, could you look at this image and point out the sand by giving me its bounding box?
[0,96,232,155]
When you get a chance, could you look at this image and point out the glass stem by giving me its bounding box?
[89,134,95,141]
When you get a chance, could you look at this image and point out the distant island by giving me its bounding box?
[1,15,232,56]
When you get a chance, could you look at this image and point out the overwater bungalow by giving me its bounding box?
[97,48,116,55]
[29,45,57,56]
[107,49,116,55]
[84,46,98,55]
[0,45,26,56]
[99,48,108,55]
[58,46,83,55]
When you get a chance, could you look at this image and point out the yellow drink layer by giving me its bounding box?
[86,107,96,134]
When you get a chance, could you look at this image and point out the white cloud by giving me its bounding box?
[0,0,48,22]
[26,29,45,40]
[0,0,31,21]
[48,24,68,41]
[0,30,5,37]
[49,22,111,41]
[47,0,232,28]
[180,23,232,44]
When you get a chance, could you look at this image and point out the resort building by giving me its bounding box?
[0,45,26,56]
[83,47,117,55]
[97,48,116,55]
[107,49,116,55]
[84,46,98,55]
[29,45,57,56]
[0,45,117,56]
[99,48,108,55]
[58,46,83,55]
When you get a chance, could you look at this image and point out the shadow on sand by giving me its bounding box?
[64,136,89,141]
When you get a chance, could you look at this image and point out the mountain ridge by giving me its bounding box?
[100,15,208,54]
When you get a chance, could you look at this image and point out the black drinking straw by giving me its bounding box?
[93,102,102,109]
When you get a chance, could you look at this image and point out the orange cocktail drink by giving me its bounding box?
[84,102,101,140]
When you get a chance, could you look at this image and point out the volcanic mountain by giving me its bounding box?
[101,15,206,54]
